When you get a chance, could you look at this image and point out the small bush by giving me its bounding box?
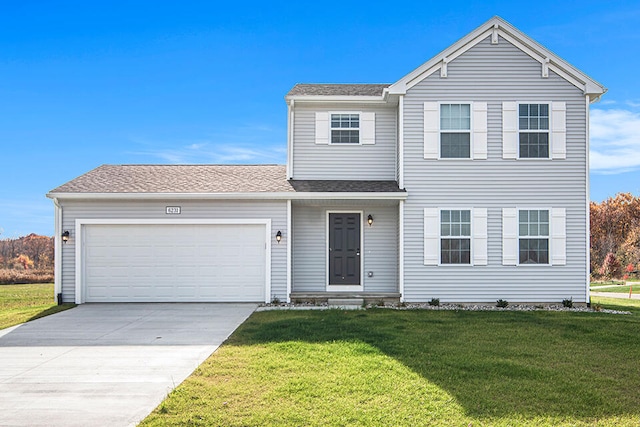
[592,303,602,312]
[428,298,440,306]
[562,298,573,308]
[271,296,281,305]
[496,299,509,308]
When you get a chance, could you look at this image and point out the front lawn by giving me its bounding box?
[591,284,640,294]
[142,299,640,426]
[0,283,74,330]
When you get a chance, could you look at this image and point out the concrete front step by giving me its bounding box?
[327,298,364,309]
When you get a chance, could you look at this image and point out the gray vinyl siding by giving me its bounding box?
[292,102,397,180]
[402,36,589,302]
[292,203,398,292]
[58,199,287,303]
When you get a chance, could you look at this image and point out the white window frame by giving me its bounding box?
[329,111,361,145]
[438,207,473,266]
[438,102,473,160]
[517,102,551,160]
[517,207,551,266]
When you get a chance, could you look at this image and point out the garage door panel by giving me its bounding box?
[83,224,266,302]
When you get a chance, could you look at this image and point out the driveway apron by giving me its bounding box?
[0,303,257,427]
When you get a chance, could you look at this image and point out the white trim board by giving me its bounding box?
[74,218,272,304]
[48,192,408,201]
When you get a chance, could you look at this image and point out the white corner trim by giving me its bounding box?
[73,218,273,304]
[53,198,62,298]
[399,200,404,302]
[585,95,591,303]
[398,95,404,189]
[287,100,294,179]
[286,199,292,303]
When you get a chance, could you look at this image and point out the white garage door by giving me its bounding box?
[83,223,266,302]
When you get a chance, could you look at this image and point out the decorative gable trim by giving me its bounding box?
[386,16,606,101]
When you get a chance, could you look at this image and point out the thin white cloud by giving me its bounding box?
[590,108,640,174]
[127,123,287,164]
[130,140,286,164]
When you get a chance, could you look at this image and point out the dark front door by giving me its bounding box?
[329,213,361,285]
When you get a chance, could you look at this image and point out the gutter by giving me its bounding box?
[46,191,409,201]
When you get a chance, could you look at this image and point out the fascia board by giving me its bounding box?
[285,95,386,103]
[47,191,408,201]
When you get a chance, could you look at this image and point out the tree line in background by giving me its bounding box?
[590,192,640,281]
[0,233,54,283]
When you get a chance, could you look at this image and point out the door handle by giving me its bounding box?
[356,248,360,256]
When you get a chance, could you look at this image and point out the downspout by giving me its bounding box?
[53,198,63,305]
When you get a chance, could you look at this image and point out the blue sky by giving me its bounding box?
[1,1,639,237]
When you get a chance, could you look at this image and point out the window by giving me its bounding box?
[519,104,549,158]
[519,209,549,264]
[440,209,471,264]
[440,104,471,158]
[331,114,359,144]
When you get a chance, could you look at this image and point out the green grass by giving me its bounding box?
[591,284,640,294]
[142,301,640,426]
[0,283,74,330]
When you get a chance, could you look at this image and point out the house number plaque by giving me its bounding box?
[165,206,181,214]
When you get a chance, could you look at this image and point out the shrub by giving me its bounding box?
[496,299,509,308]
[562,298,573,308]
[428,298,440,306]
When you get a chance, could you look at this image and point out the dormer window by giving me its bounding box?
[331,114,360,144]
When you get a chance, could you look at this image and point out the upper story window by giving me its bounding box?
[440,104,471,158]
[331,114,360,144]
[518,209,549,264]
[519,104,549,158]
[440,209,471,264]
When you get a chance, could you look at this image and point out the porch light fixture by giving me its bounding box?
[367,214,374,226]
[276,230,282,243]
[62,230,70,243]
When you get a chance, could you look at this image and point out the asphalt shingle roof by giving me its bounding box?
[289,180,403,193]
[49,165,405,194]
[286,84,390,97]
[50,165,293,194]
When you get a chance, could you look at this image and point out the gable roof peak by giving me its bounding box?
[387,16,606,102]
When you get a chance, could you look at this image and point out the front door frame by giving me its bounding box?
[326,210,364,291]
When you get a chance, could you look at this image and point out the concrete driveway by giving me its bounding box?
[0,303,257,427]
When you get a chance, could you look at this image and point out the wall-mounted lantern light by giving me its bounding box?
[367,214,374,227]
[276,230,282,243]
[62,230,70,243]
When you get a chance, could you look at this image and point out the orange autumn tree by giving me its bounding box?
[590,193,640,277]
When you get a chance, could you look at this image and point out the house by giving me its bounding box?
[47,17,605,305]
